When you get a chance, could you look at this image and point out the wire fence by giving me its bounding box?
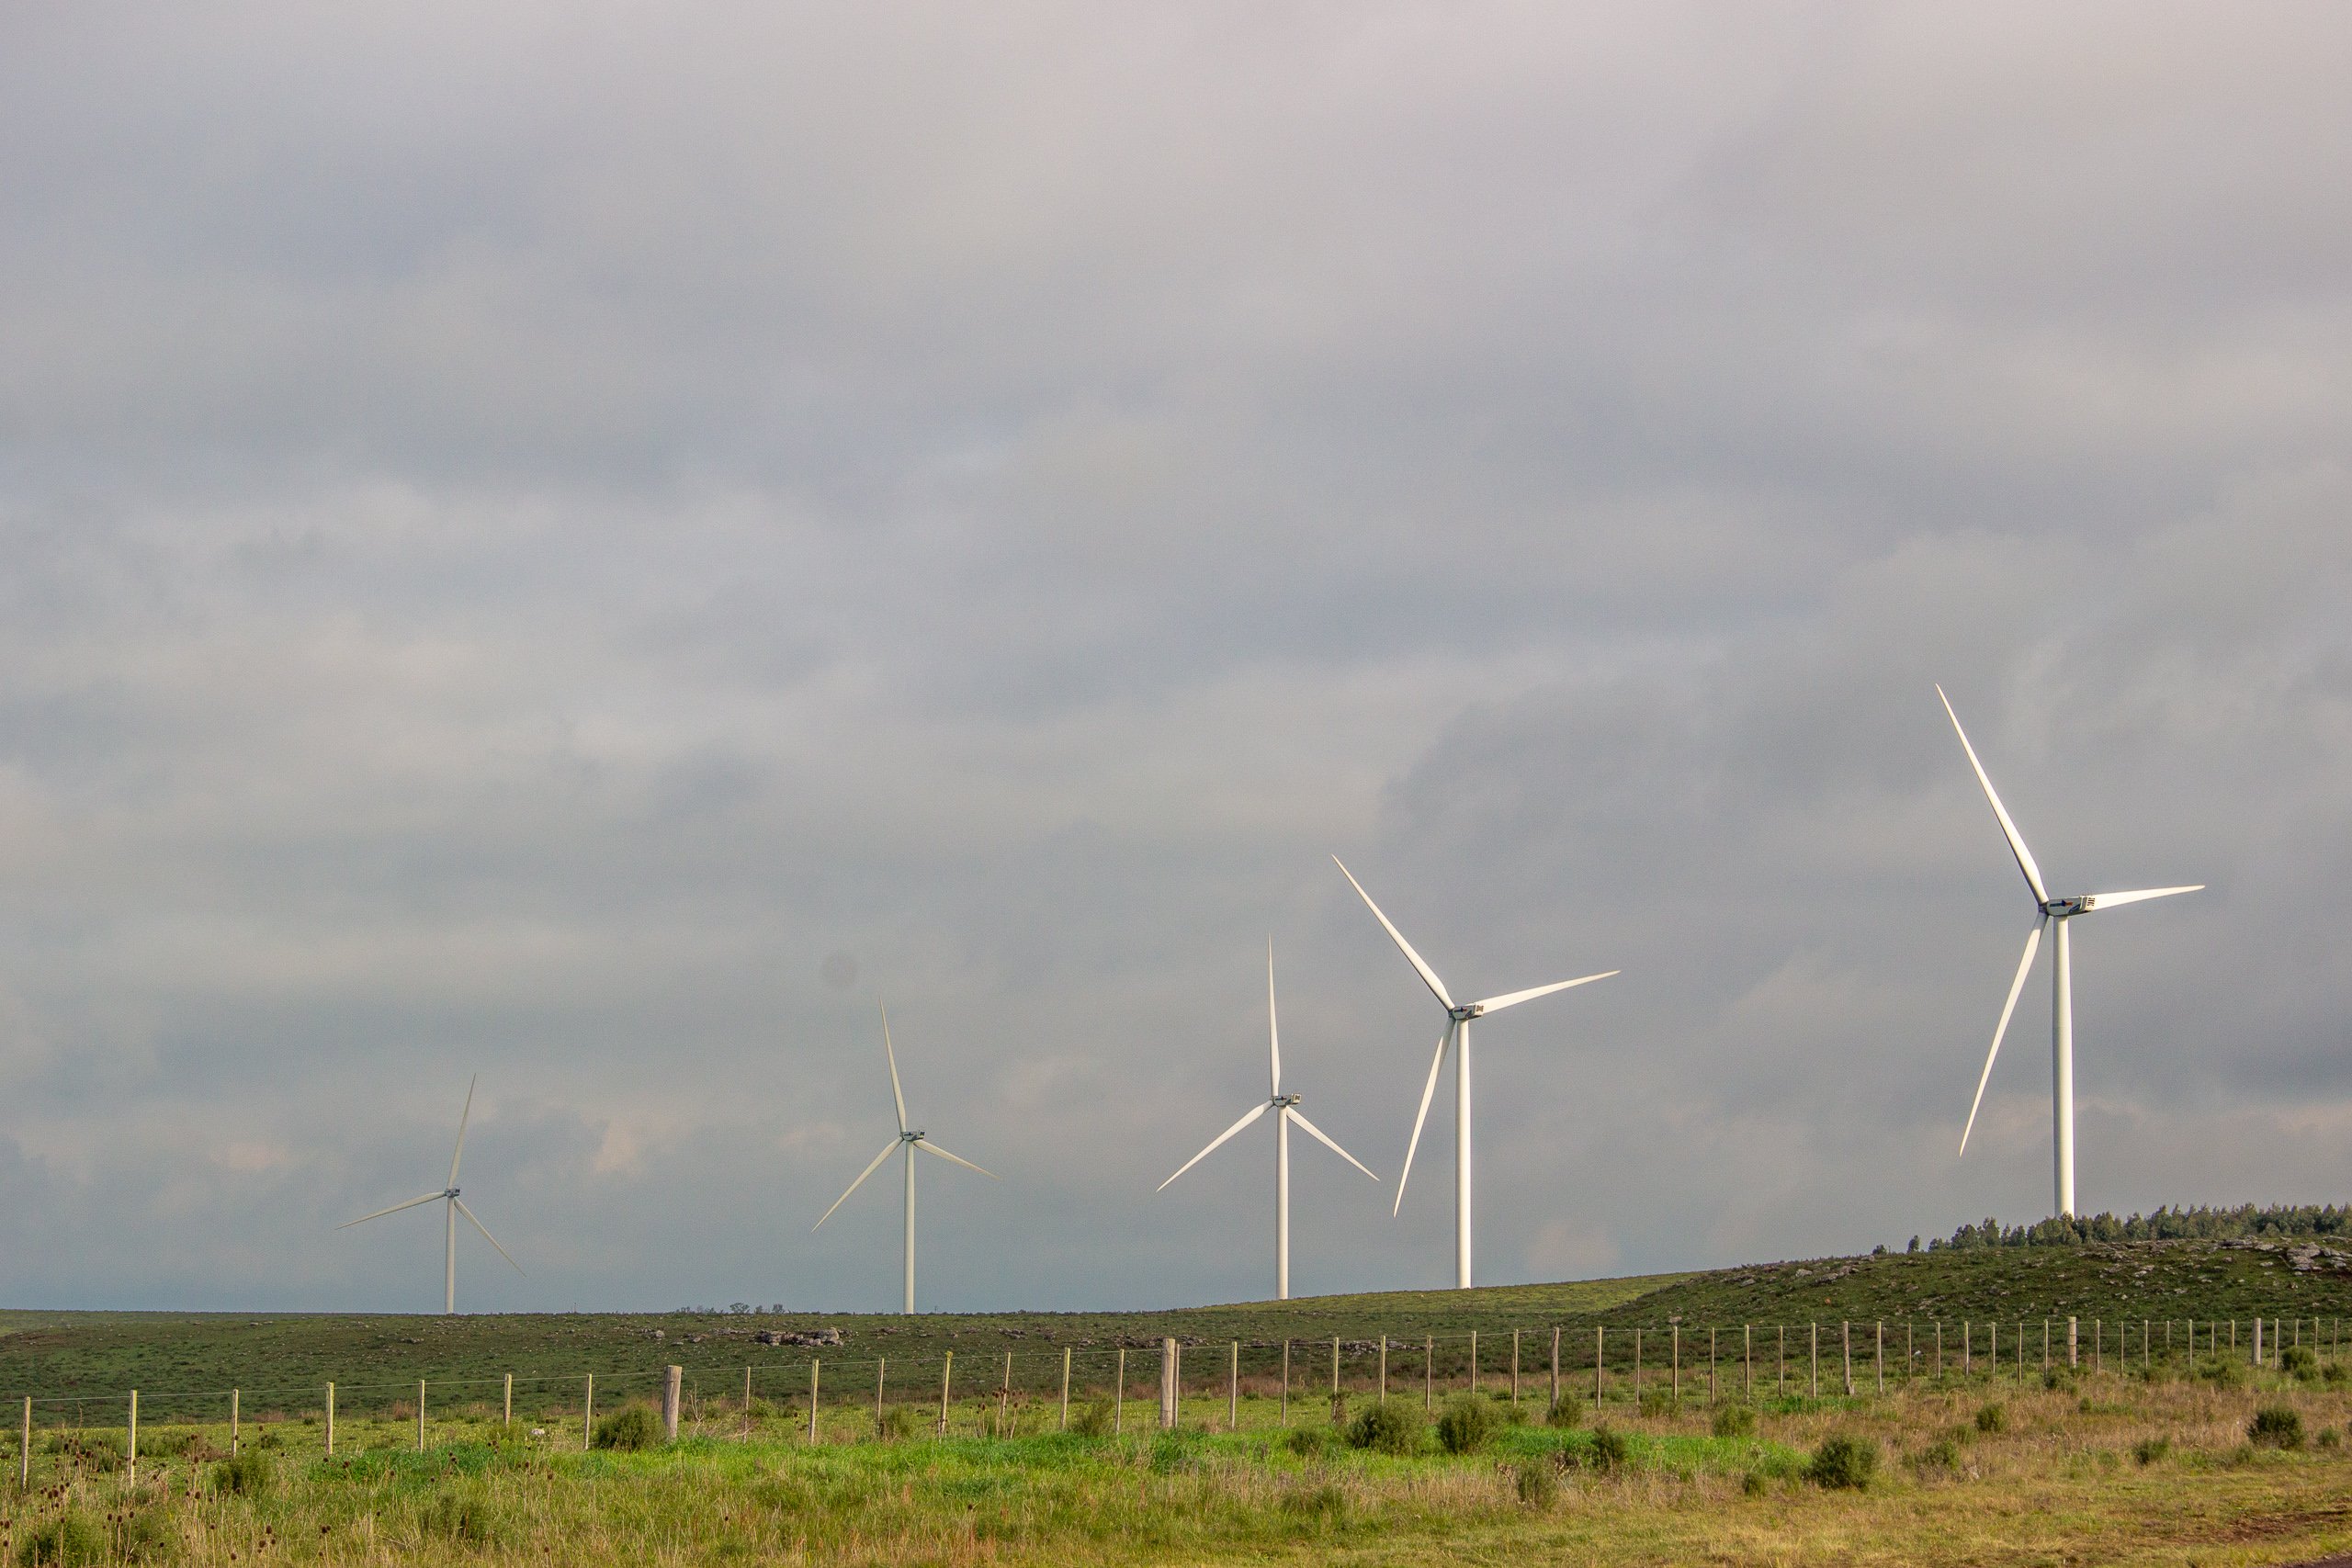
[8,1313,2342,1481]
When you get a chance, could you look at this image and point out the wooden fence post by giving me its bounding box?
[1905,1321,1913,1381]
[1329,1337,1339,1420]
[1379,1336,1388,1403]
[876,1359,888,1437]
[1745,1324,1753,1399]
[1115,1348,1127,1434]
[325,1382,334,1456]
[2254,1316,2264,1369]
[1160,1339,1180,1430]
[1469,1330,1478,1397]
[1778,1325,1785,1393]
[2094,1319,2102,1374]
[417,1379,427,1452]
[1512,1329,1521,1408]
[1672,1325,1680,1404]
[503,1373,513,1427]
[1595,1326,1604,1409]
[744,1366,752,1432]
[1840,1322,1851,1397]
[1550,1326,1561,1416]
[1633,1329,1641,1403]
[1962,1319,1971,1375]
[1227,1342,1238,1431]
[127,1390,137,1486]
[997,1352,1010,1438]
[1809,1323,1817,1398]
[939,1352,954,1436]
[662,1366,682,1442]
[1709,1328,1717,1405]
[584,1374,594,1451]
[231,1389,240,1458]
[18,1396,28,1489]
[1425,1337,1433,1412]
[1060,1348,1072,1431]
[1875,1322,1883,1394]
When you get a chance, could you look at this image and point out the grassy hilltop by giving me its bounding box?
[8,1233,2351,1409]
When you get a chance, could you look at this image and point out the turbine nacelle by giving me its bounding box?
[1447,1004,1481,1022]
[2041,897,2090,918]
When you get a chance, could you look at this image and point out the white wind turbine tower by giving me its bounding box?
[1332,857,1618,1290]
[814,1003,996,1314]
[1939,686,2203,1218]
[1158,942,1379,1300]
[338,1076,522,1314]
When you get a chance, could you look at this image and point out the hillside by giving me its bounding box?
[6,1236,2348,1407]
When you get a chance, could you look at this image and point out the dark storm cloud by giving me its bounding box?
[2,3,2347,1312]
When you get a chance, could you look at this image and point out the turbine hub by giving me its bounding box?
[1274,1094,1301,1109]
[446,1188,460,1199]
[1448,1004,1480,1021]
[2041,897,2088,917]
[904,1131,924,1144]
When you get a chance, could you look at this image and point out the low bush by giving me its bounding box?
[590,1404,665,1451]
[2325,1361,2350,1387]
[1283,1425,1331,1458]
[1148,1429,1203,1473]
[2132,1435,2172,1465]
[1514,1459,1558,1507]
[16,1510,107,1567]
[1278,1482,1347,1523]
[2196,1356,2247,1390]
[1067,1400,1114,1438]
[1711,1404,1756,1438]
[1911,1436,1963,1473]
[2319,1427,2343,1450]
[1544,1400,1582,1430]
[2249,1404,2303,1450]
[1582,1423,1631,1472]
[1434,1394,1499,1456]
[1740,1470,1770,1497]
[1346,1400,1423,1457]
[213,1448,275,1496]
[2282,1345,2318,1381]
[422,1489,509,1547]
[876,1405,924,1440]
[1974,1401,2007,1435]
[1637,1390,1676,1419]
[1807,1434,1879,1490]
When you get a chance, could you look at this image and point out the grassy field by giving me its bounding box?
[7,1235,2349,1413]
[6,1354,2352,1565]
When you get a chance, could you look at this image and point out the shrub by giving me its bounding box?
[1912,1436,1963,1473]
[2319,1427,2343,1450]
[1807,1435,1879,1490]
[112,1508,175,1564]
[1283,1425,1331,1458]
[877,1405,923,1440]
[2325,1361,2350,1387]
[2249,1404,2303,1450]
[1278,1482,1347,1523]
[1434,1394,1499,1456]
[1514,1460,1558,1507]
[1148,1430,1202,1473]
[591,1404,665,1451]
[2132,1435,2172,1465]
[1544,1400,1582,1430]
[2196,1356,2247,1390]
[2041,1369,2071,1393]
[2282,1345,2319,1381]
[1741,1470,1770,1497]
[1067,1400,1114,1438]
[16,1510,107,1567]
[1583,1423,1631,1471]
[1712,1404,1756,1439]
[1974,1401,2008,1435]
[1637,1390,1676,1419]
[422,1489,508,1547]
[213,1448,275,1496]
[1346,1400,1423,1457]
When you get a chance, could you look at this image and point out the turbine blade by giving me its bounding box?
[1961,918,2044,1156]
[1284,1107,1378,1182]
[448,1075,477,1189]
[881,1001,909,1135]
[1267,940,1281,1100]
[1156,1101,1272,1191]
[1394,1027,1453,1216]
[1473,971,1619,1014]
[336,1192,446,1229]
[1937,685,2049,905]
[814,1140,902,1230]
[912,1138,996,1179]
[453,1198,524,1275]
[2084,886,2204,912]
[1331,856,1453,1011]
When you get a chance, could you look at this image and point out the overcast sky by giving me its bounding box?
[3,3,2347,1315]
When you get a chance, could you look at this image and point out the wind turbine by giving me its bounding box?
[338,1076,522,1314]
[814,1002,996,1314]
[1332,857,1618,1289]
[1938,686,2203,1218]
[1158,942,1379,1300]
